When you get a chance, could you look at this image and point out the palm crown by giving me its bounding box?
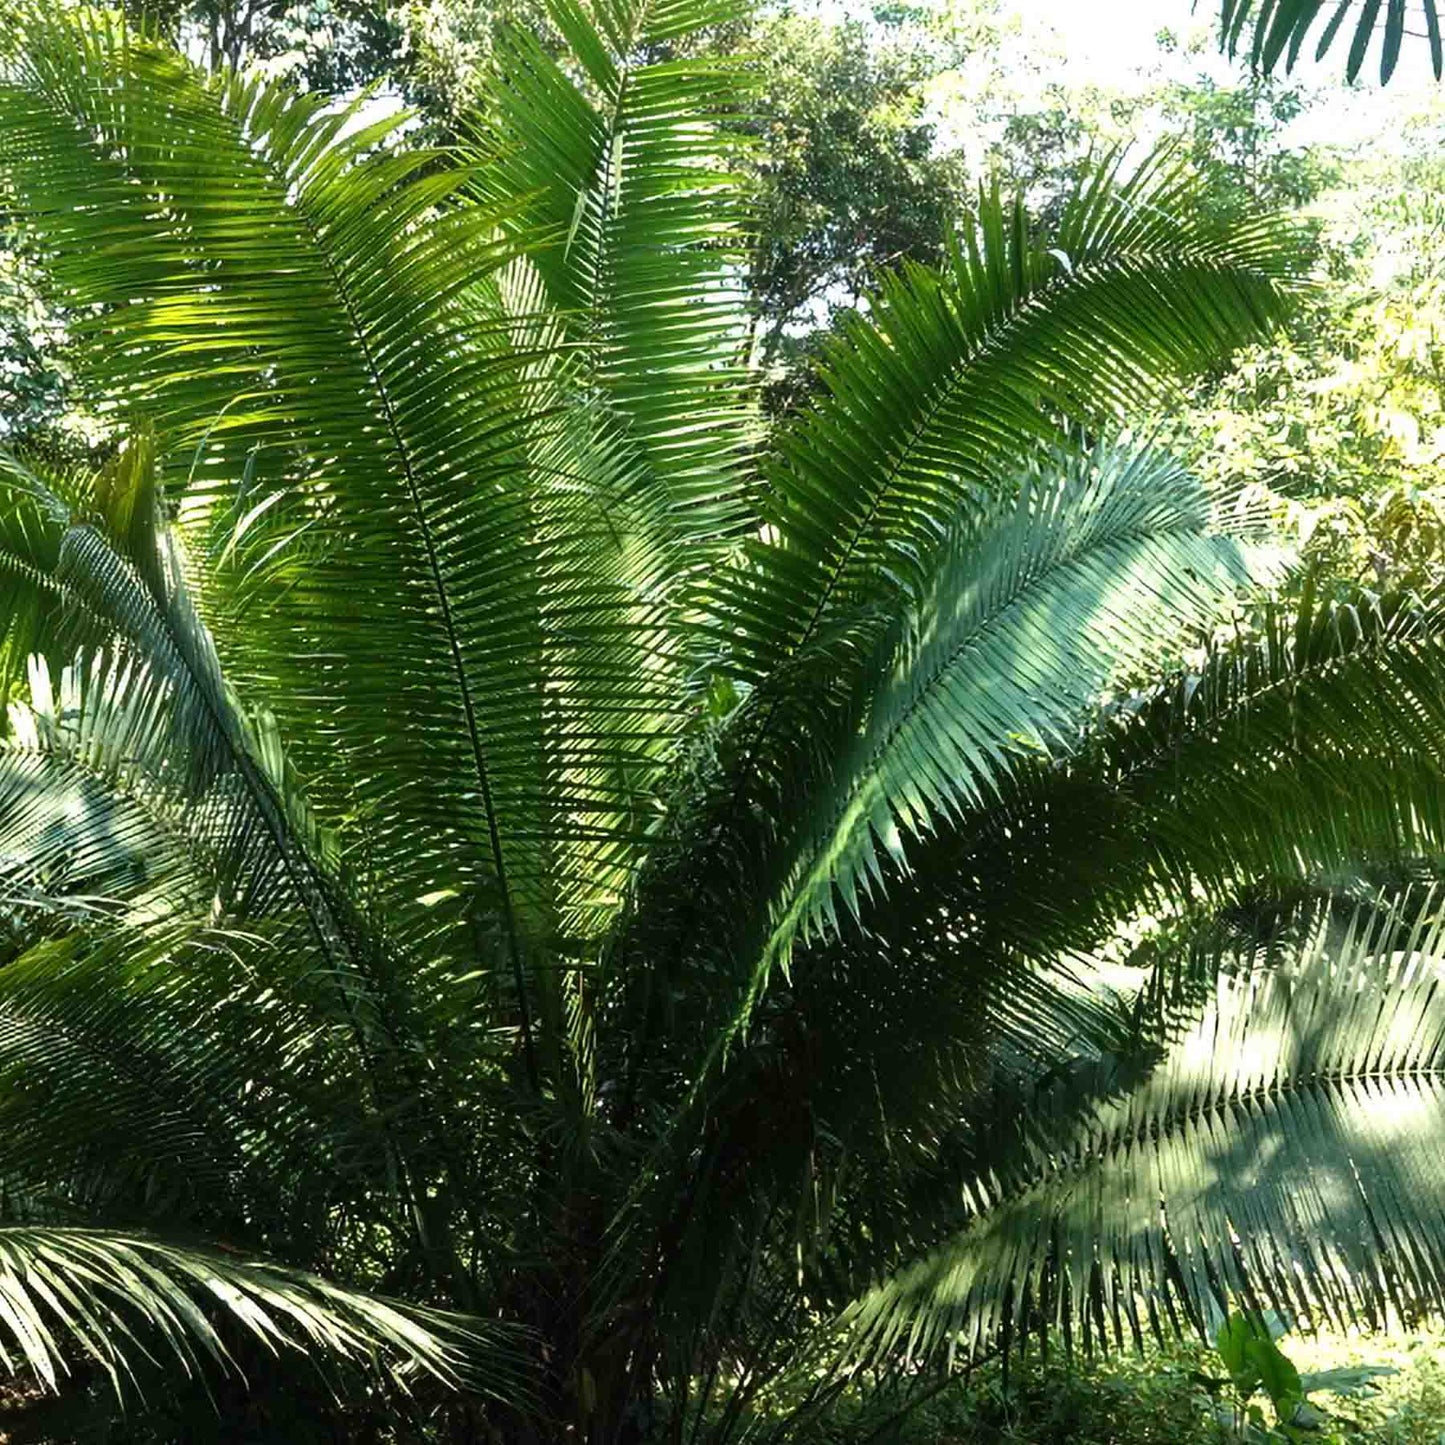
[2,3,1445,1442]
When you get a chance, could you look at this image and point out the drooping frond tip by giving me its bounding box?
[1215,0,1444,84]
[0,1228,531,1400]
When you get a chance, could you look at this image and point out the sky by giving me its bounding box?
[1022,0,1200,84]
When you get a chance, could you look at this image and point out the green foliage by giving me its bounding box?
[1217,0,1445,84]
[0,1,1440,1441]
[0,242,69,448]
[744,11,1332,413]
[777,1327,1444,1444]
[1182,149,1445,598]
[987,69,1331,233]
[1209,1312,1306,1437]
[1158,75,1335,225]
[116,0,404,85]
[839,873,1445,1364]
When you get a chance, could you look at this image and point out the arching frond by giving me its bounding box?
[473,0,757,547]
[587,444,1273,1358]
[1105,589,1445,896]
[0,1226,487,1397]
[717,154,1304,695]
[618,587,1445,1370]
[880,586,1445,994]
[613,442,1275,1069]
[786,587,1445,1165]
[0,6,717,979]
[0,446,344,937]
[0,658,204,940]
[841,888,1445,1367]
[753,445,1272,980]
[0,925,373,1239]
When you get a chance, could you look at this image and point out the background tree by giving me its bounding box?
[1181,119,1445,597]
[742,5,974,402]
[982,31,1331,223]
[0,237,71,450]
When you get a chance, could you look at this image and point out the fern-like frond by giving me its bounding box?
[0,656,204,939]
[473,0,757,547]
[587,443,1271,1356]
[0,447,354,972]
[0,8,706,978]
[882,587,1445,996]
[0,1226,484,1396]
[717,153,1305,695]
[1108,589,1445,895]
[754,444,1272,976]
[623,587,1445,1356]
[0,925,375,1243]
[841,888,1445,1366]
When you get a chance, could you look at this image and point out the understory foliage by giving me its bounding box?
[0,2,1443,1443]
[786,1326,1445,1444]
[1170,40,1445,605]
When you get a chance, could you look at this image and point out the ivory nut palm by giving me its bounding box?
[0,2,1444,1442]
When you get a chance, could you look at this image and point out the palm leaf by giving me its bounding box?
[751,444,1273,983]
[1215,0,1444,82]
[796,587,1445,1171]
[0,655,204,938]
[0,447,356,973]
[1107,589,1445,894]
[716,152,1305,699]
[0,1226,493,1397]
[588,442,1271,1361]
[620,441,1271,1050]
[841,887,1445,1366]
[794,586,1445,1371]
[0,926,374,1242]
[640,585,1445,1357]
[0,7,710,993]
[893,586,1445,989]
[472,0,757,548]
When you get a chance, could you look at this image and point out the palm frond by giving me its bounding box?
[635,585,1445,1357]
[1108,588,1445,895]
[785,586,1445,1172]
[0,654,203,939]
[587,442,1269,1366]
[753,444,1272,982]
[0,447,354,970]
[717,153,1306,697]
[0,7,705,976]
[472,0,757,548]
[1216,0,1443,83]
[0,925,374,1242]
[879,586,1445,997]
[0,1226,490,1397]
[614,442,1270,1058]
[841,887,1445,1367]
